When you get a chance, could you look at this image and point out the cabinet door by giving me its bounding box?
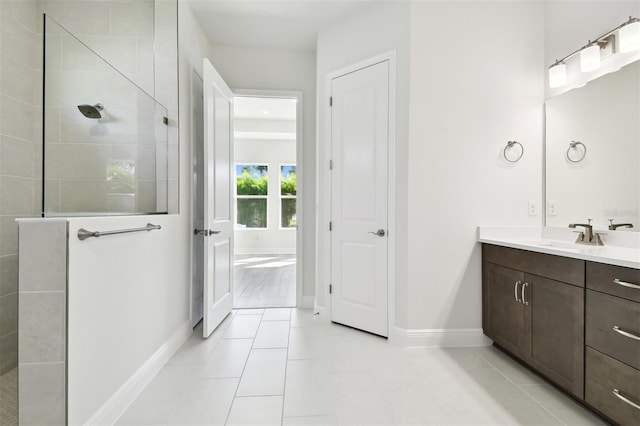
[483,262,526,357]
[526,274,584,398]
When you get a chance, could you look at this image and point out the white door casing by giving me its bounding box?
[202,58,234,338]
[330,60,390,337]
[191,71,204,327]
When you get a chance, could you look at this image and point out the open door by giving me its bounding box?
[199,58,234,338]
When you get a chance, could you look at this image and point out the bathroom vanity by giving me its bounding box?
[479,228,640,425]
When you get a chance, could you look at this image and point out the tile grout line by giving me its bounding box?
[517,384,572,426]
[165,315,229,424]
[223,310,262,426]
[478,351,567,425]
[280,310,292,425]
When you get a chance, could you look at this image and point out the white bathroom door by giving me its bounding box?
[330,60,389,337]
[202,58,234,338]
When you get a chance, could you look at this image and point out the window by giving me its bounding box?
[236,164,268,228]
[280,165,296,228]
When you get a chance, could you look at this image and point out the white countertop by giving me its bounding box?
[478,226,640,269]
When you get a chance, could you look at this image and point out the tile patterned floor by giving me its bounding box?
[116,309,605,426]
[0,368,18,426]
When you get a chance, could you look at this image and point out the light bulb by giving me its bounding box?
[619,19,640,52]
[580,44,600,72]
[549,62,567,88]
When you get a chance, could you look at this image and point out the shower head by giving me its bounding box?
[77,103,104,119]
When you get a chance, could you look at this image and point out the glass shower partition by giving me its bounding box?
[43,15,168,216]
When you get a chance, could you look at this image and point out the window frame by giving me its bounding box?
[235,163,269,230]
[279,163,297,230]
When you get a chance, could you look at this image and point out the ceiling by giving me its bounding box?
[234,96,297,120]
[188,0,376,51]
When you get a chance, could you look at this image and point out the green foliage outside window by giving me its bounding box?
[237,199,267,228]
[281,165,296,228]
[280,170,296,196]
[281,199,296,227]
[236,165,268,196]
[236,164,268,228]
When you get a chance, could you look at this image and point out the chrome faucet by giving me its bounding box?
[608,219,634,231]
[568,219,604,246]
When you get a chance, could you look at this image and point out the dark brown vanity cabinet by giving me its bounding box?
[482,244,585,398]
[584,262,640,425]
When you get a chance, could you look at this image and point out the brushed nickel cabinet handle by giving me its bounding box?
[613,278,640,290]
[612,325,640,341]
[521,282,529,306]
[612,389,640,410]
[514,281,522,302]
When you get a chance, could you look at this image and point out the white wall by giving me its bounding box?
[405,1,545,333]
[65,215,190,424]
[209,44,317,305]
[545,1,640,99]
[315,1,411,325]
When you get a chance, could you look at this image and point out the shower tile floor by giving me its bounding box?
[116,308,605,425]
[234,255,296,309]
[0,368,17,426]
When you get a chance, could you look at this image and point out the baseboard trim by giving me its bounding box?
[391,327,491,348]
[87,320,192,425]
[300,295,314,309]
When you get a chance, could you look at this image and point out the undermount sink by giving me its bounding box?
[525,240,586,252]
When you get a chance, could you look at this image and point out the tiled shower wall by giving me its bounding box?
[39,0,162,215]
[0,0,39,377]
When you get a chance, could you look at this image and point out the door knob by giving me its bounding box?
[369,229,386,237]
[194,229,221,236]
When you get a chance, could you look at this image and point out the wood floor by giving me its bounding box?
[233,255,296,309]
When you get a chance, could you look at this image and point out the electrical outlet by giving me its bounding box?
[528,201,538,216]
[547,200,557,216]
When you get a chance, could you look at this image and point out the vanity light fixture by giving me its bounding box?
[548,60,567,88]
[619,16,640,53]
[580,42,601,72]
[548,16,638,88]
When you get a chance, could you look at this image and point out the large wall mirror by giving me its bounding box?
[545,60,639,231]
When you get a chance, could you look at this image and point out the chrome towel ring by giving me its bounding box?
[567,141,586,163]
[503,140,524,163]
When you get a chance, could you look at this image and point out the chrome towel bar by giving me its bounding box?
[77,223,161,241]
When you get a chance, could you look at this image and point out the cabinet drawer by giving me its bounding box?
[586,290,640,370]
[483,244,584,287]
[587,262,640,302]
[585,347,640,425]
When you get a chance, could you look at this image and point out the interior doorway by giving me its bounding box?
[327,54,395,338]
[232,94,302,309]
